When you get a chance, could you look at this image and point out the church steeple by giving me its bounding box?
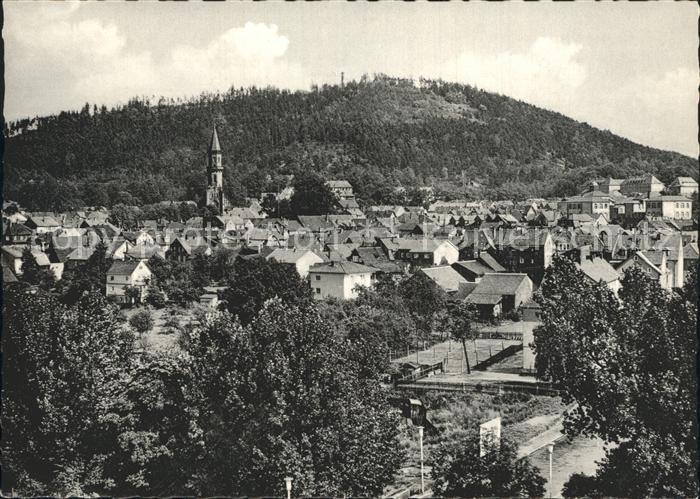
[204,125,227,214]
[209,126,221,153]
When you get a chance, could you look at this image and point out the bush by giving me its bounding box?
[129,309,154,336]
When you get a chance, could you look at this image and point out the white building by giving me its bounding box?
[106,260,152,304]
[308,261,376,300]
[669,177,699,197]
[266,248,324,279]
[644,195,693,220]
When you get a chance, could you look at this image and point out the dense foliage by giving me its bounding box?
[534,257,698,497]
[2,284,404,496]
[183,299,404,496]
[430,431,546,497]
[219,256,313,325]
[5,76,696,210]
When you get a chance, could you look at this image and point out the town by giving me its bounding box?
[4,127,697,307]
[3,126,698,497]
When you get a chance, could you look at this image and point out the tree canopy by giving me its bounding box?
[534,256,698,497]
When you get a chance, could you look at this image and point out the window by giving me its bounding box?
[315,275,321,280]
[110,276,114,281]
[315,288,321,294]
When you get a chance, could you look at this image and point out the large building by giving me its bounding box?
[204,126,229,215]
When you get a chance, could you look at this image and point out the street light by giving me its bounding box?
[284,476,293,499]
[547,443,554,498]
[418,425,425,495]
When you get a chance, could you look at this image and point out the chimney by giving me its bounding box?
[579,245,591,263]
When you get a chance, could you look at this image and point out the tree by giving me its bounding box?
[220,257,312,325]
[431,431,545,497]
[182,299,403,496]
[2,287,134,495]
[129,309,154,337]
[535,256,698,497]
[145,283,166,309]
[447,301,478,374]
[399,271,448,333]
[101,352,200,496]
[124,285,143,306]
[19,247,54,289]
[289,172,336,215]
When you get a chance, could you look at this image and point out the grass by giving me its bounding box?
[121,304,204,352]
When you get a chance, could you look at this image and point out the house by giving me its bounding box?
[620,174,665,197]
[576,256,622,295]
[166,237,212,262]
[2,245,56,279]
[559,190,614,217]
[465,273,533,319]
[326,180,354,199]
[669,177,699,197]
[25,215,61,234]
[349,246,407,278]
[616,236,684,290]
[391,238,459,267]
[266,248,324,278]
[420,266,469,295]
[584,178,624,195]
[644,195,693,220]
[491,230,554,284]
[106,260,152,304]
[308,261,376,300]
[3,223,33,245]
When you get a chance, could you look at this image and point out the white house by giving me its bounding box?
[308,261,376,300]
[266,248,324,279]
[669,177,699,197]
[106,260,152,304]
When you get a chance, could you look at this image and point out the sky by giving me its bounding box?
[4,2,698,157]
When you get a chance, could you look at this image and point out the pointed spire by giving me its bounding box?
[209,126,221,153]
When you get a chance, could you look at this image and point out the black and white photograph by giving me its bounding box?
[1,2,698,497]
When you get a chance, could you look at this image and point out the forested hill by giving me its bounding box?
[4,75,697,211]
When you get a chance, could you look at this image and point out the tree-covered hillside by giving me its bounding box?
[4,75,696,211]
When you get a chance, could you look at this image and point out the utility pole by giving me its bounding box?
[341,71,345,88]
[547,443,554,498]
[418,426,425,495]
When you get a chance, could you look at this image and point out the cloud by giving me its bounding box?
[596,67,698,156]
[433,37,587,112]
[4,5,306,119]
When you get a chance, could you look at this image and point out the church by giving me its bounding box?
[204,126,229,214]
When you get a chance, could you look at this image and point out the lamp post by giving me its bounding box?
[547,443,554,498]
[284,476,293,499]
[418,425,425,495]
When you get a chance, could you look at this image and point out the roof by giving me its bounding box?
[466,293,503,305]
[564,191,613,202]
[684,243,699,260]
[468,273,531,297]
[308,261,376,275]
[577,258,620,284]
[3,265,18,283]
[107,260,147,275]
[29,215,60,227]
[478,253,507,272]
[209,126,221,152]
[5,223,33,236]
[420,266,468,293]
[452,260,493,279]
[326,180,352,189]
[671,177,698,186]
[266,248,321,264]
